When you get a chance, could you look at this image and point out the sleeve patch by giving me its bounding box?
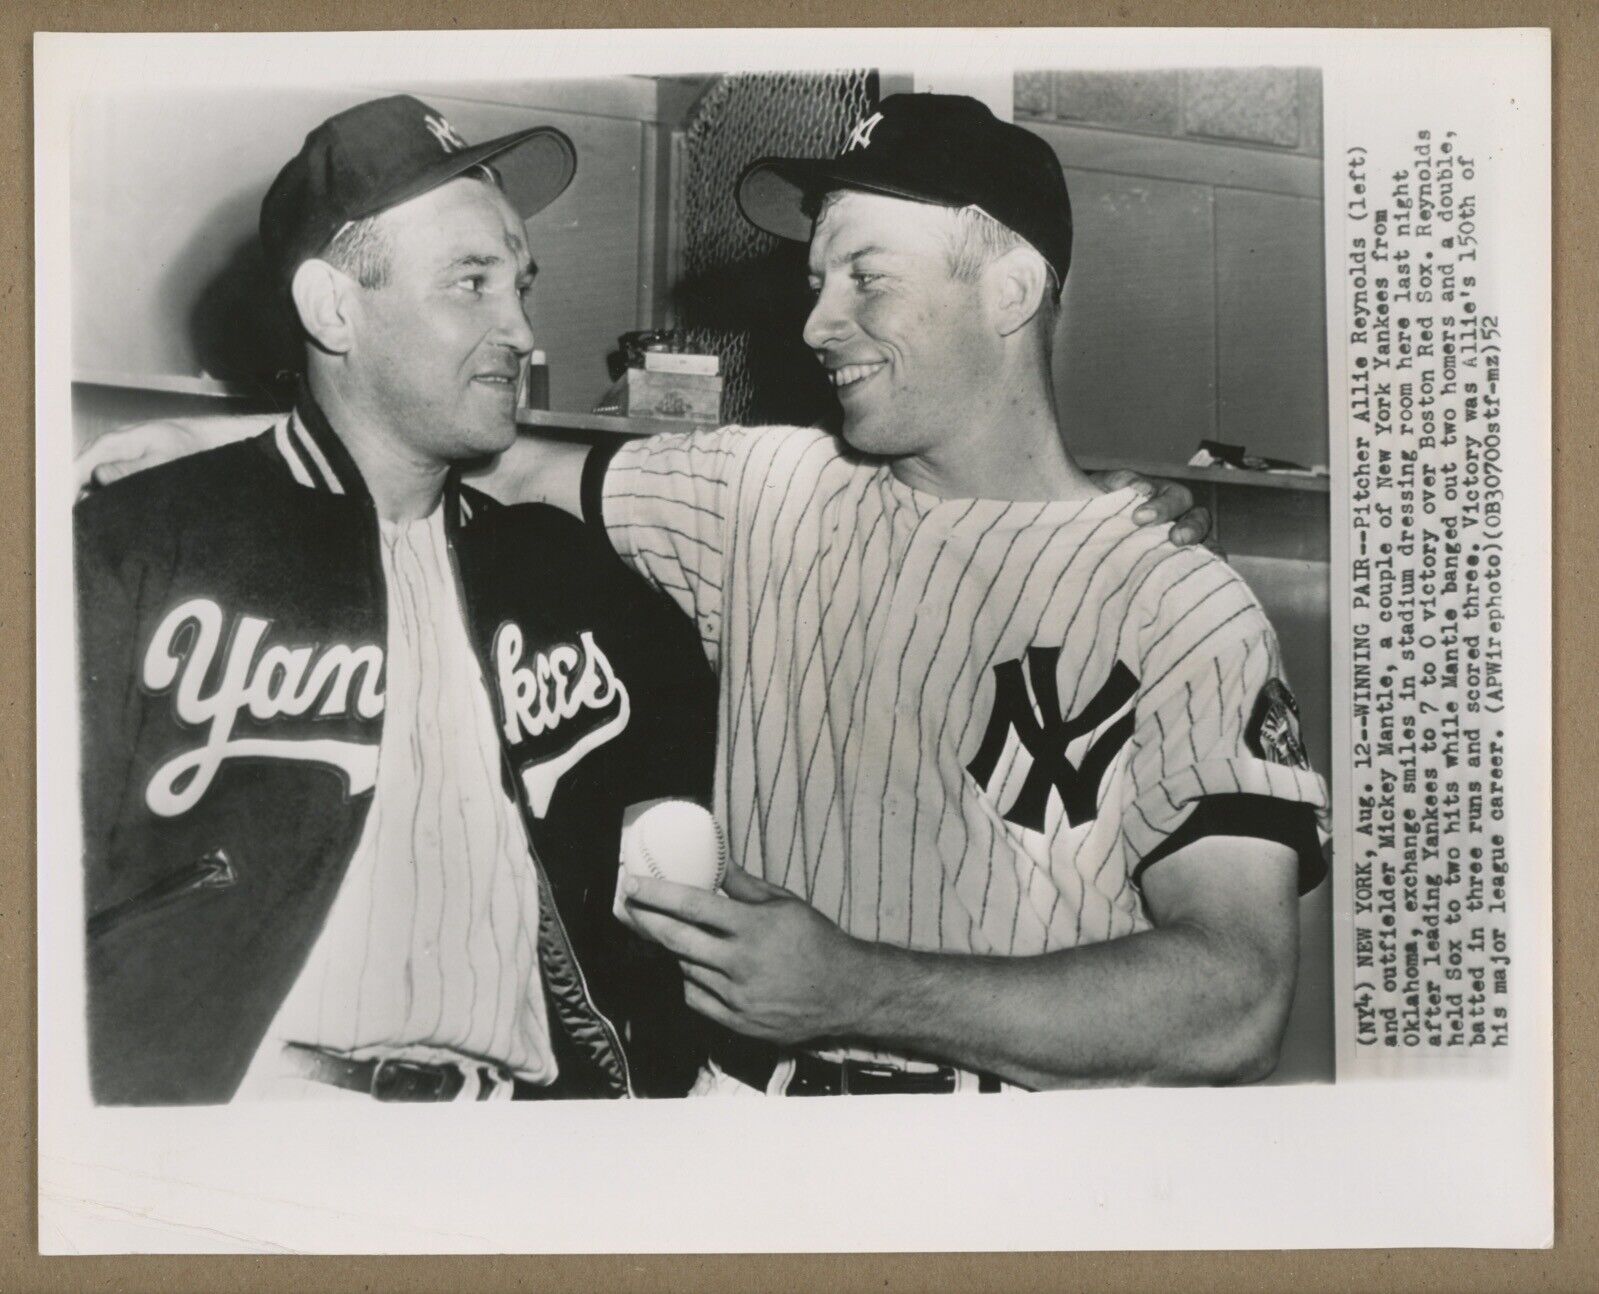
[1246,679,1310,770]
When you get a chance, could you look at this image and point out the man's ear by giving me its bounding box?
[290,259,357,355]
[987,246,1051,338]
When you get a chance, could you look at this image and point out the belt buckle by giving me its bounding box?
[843,1059,959,1094]
[839,1059,918,1094]
[371,1056,456,1102]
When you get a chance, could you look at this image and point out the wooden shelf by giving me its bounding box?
[1076,453,1331,495]
[517,414,1331,494]
[516,408,715,438]
[69,380,1328,496]
[73,370,274,401]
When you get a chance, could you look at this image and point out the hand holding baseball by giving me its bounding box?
[613,798,727,928]
[619,857,871,1045]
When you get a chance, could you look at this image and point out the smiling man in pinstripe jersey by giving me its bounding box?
[573,94,1333,1094]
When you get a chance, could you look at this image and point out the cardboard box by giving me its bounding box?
[623,367,723,422]
[643,350,720,376]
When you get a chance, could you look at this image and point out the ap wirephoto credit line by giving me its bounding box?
[1346,131,1511,1057]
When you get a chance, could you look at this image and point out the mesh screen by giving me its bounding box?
[675,70,877,426]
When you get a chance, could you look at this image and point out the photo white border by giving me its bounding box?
[35,26,1552,1253]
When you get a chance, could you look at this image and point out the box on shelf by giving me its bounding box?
[621,367,723,423]
[642,350,720,376]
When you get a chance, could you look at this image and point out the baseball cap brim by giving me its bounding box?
[353,125,577,227]
[736,155,970,243]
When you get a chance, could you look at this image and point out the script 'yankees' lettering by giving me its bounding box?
[494,622,631,817]
[141,598,385,817]
[965,651,1139,832]
[141,599,632,821]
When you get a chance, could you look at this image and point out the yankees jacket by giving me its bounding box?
[75,397,717,1105]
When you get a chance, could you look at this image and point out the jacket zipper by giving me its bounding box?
[441,485,635,1098]
[88,850,236,938]
[530,841,636,1097]
[289,403,631,1092]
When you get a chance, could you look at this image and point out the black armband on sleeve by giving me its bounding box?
[580,441,623,535]
[1132,794,1327,895]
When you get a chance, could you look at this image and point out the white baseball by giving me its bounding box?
[620,799,727,890]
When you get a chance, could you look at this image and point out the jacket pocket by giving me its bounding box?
[87,849,238,939]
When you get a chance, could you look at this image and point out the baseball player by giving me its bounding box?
[75,96,716,1104]
[588,94,1330,1093]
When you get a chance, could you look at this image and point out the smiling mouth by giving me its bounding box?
[472,373,519,392]
[827,361,887,391]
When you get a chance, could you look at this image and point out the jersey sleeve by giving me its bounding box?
[589,425,752,668]
[1121,555,1330,894]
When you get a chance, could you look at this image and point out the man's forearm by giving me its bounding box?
[462,434,587,515]
[838,921,1295,1090]
[626,842,1301,1088]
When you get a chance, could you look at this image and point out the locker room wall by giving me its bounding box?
[1018,68,1327,472]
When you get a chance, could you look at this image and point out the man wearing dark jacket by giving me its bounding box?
[75,96,716,1104]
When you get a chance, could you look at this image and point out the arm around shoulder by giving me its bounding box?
[462,433,590,515]
[75,414,268,493]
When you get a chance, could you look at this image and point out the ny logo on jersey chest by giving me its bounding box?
[965,649,1139,832]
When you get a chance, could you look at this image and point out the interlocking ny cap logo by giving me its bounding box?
[844,111,885,152]
[423,113,467,153]
[966,651,1139,832]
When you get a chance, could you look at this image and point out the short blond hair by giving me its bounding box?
[810,191,1059,331]
[944,204,1060,332]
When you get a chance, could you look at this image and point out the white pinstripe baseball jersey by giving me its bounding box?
[602,424,1329,960]
[240,504,558,1094]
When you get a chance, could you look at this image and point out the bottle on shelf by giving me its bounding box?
[521,349,550,412]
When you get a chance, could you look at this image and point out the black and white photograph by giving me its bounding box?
[34,26,1550,1253]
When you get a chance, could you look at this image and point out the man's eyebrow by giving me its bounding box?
[440,251,538,278]
[505,230,534,275]
[444,252,505,271]
[808,245,894,276]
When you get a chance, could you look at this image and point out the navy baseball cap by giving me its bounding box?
[736,93,1072,292]
[260,94,576,286]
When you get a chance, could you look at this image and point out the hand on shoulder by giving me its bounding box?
[75,415,266,494]
[1092,469,1213,548]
